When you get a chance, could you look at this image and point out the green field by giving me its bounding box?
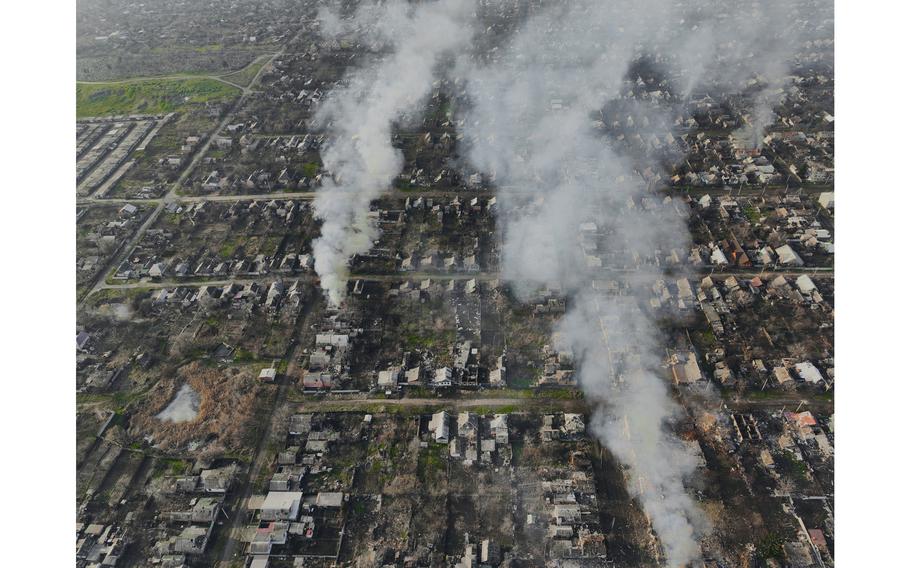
[76,77,240,118]
[220,54,271,88]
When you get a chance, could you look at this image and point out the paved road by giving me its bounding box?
[293,397,565,410]
[89,272,500,294]
[78,192,317,206]
[78,184,834,207]
[286,391,830,413]
[215,298,313,565]
[77,203,162,306]
[78,74,245,89]
[77,52,276,93]
[79,46,285,306]
[76,188,482,206]
[722,394,834,412]
[85,263,831,298]
[698,267,833,278]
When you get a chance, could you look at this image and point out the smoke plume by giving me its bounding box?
[311,0,477,305]
[309,0,831,564]
[453,0,831,565]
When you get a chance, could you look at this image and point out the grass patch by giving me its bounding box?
[469,404,520,415]
[778,450,809,478]
[417,444,447,482]
[220,55,270,88]
[695,328,716,348]
[817,389,833,402]
[234,348,258,363]
[743,204,761,223]
[535,388,581,400]
[301,162,320,178]
[393,177,415,191]
[152,457,188,479]
[756,532,785,560]
[402,329,455,351]
[218,239,240,259]
[77,78,240,118]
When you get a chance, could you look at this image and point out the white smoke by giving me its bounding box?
[308,0,830,563]
[455,5,705,563]
[453,0,831,565]
[672,0,833,149]
[311,0,477,306]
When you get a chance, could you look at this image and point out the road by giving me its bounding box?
[722,393,834,412]
[215,284,316,565]
[77,184,834,207]
[89,271,500,294]
[122,32,319,567]
[76,52,277,93]
[279,391,832,413]
[78,44,286,307]
[75,188,481,207]
[78,191,317,206]
[86,265,832,297]
[292,396,576,411]
[78,74,245,89]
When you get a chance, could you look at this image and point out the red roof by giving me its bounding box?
[808,529,827,549]
[785,411,817,427]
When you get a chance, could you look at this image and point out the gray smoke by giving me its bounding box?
[455,5,703,562]
[453,0,830,565]
[308,0,829,563]
[311,0,477,305]
[670,0,834,149]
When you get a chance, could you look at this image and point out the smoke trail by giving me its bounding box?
[454,0,831,564]
[675,0,834,149]
[456,5,703,563]
[311,0,476,305]
[307,0,829,562]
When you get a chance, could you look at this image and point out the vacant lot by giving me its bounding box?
[77,78,240,117]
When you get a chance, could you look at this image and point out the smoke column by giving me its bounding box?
[458,3,706,561]
[455,0,831,564]
[308,0,830,563]
[311,0,476,306]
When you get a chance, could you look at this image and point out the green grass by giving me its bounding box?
[393,178,414,191]
[148,44,226,55]
[220,56,270,88]
[233,348,258,363]
[696,328,716,347]
[403,329,455,351]
[218,239,240,259]
[152,458,188,479]
[468,404,520,415]
[778,450,809,478]
[301,162,320,178]
[417,444,447,482]
[508,374,536,389]
[757,532,785,560]
[77,78,240,118]
[743,204,761,223]
[729,389,778,400]
[535,388,581,400]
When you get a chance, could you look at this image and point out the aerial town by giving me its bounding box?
[74,1,835,567]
